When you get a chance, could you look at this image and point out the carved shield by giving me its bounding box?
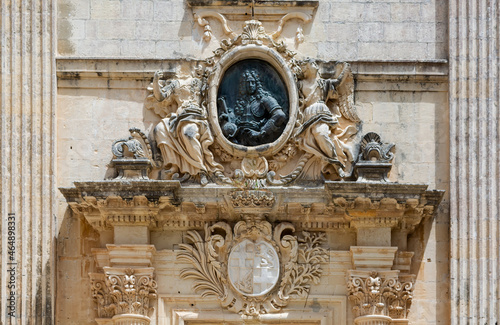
[228,239,280,296]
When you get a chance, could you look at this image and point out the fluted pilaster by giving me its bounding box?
[449,0,500,323]
[0,0,56,323]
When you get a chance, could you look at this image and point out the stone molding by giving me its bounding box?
[61,181,443,235]
[160,294,347,325]
[56,57,448,88]
[56,58,448,90]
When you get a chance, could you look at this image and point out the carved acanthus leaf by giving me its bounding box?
[90,268,158,319]
[177,227,227,298]
[347,271,415,320]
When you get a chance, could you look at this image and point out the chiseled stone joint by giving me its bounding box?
[347,270,415,325]
[90,267,158,325]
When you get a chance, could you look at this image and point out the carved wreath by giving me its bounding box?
[177,217,328,315]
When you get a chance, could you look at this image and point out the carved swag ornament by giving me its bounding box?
[177,216,328,316]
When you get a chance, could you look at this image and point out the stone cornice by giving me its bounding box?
[60,181,444,233]
[56,58,448,90]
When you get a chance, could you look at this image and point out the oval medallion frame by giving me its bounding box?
[208,45,299,158]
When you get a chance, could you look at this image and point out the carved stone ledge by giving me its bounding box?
[95,245,156,269]
[187,0,318,22]
[393,251,414,274]
[61,181,443,238]
[350,247,398,271]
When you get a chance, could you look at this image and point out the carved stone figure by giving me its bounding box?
[150,70,223,184]
[218,68,287,146]
[295,59,359,177]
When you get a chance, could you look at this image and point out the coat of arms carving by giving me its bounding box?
[177,216,328,316]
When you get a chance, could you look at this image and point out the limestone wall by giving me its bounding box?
[57,0,447,61]
[52,1,451,325]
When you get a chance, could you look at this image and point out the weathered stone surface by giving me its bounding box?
[5,0,487,323]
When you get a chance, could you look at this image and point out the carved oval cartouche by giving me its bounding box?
[217,59,289,147]
[228,239,280,297]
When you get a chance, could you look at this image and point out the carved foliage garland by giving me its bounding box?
[177,217,328,315]
[90,268,158,319]
[347,271,415,320]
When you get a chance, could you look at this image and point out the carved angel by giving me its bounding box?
[295,59,360,178]
[147,68,222,185]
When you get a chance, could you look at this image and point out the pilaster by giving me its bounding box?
[1,0,56,323]
[449,0,500,323]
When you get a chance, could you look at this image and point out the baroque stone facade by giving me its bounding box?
[1,0,499,325]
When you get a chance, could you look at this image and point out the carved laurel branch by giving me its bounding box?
[278,231,328,300]
[347,271,414,319]
[177,220,328,315]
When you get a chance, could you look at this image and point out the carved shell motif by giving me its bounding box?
[177,217,328,316]
[241,20,267,45]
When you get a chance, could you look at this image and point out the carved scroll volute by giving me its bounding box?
[274,222,298,262]
[206,222,232,262]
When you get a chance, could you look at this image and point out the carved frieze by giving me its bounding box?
[176,216,328,316]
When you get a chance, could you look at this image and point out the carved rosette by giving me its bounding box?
[90,267,158,324]
[347,271,415,324]
[177,216,328,316]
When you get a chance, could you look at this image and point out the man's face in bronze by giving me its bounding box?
[245,76,257,95]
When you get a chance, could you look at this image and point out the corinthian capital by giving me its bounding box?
[90,267,158,324]
[346,270,415,324]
